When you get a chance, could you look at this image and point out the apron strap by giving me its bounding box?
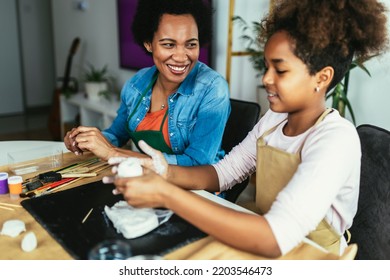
[125,73,158,134]
[258,118,287,146]
[159,108,169,131]
[296,108,333,154]
[345,229,352,243]
[258,108,333,152]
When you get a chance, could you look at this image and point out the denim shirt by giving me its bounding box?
[102,61,231,166]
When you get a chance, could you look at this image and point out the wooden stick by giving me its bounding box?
[57,157,99,173]
[58,167,89,174]
[37,163,110,197]
[85,161,109,172]
[91,163,111,174]
[81,208,93,223]
[0,202,23,208]
[0,205,15,211]
[61,173,97,178]
[75,158,102,169]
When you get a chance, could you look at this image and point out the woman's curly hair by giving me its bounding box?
[132,0,212,52]
[260,0,388,90]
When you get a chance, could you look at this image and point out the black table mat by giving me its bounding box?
[21,180,206,259]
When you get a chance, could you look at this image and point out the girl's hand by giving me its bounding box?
[102,140,169,187]
[105,141,168,177]
[113,172,172,208]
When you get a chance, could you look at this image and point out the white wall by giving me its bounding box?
[0,0,55,114]
[51,0,390,130]
[346,47,390,129]
[51,0,126,87]
[0,0,24,115]
[19,0,55,107]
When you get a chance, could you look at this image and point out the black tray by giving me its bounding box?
[21,180,206,259]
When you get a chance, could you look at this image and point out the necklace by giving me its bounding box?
[160,104,166,110]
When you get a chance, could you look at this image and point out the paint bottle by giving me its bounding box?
[0,172,9,194]
[8,175,23,199]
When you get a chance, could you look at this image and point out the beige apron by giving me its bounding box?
[163,109,354,259]
[163,234,357,260]
[253,108,341,254]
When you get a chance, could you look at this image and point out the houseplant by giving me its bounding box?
[83,63,112,101]
[233,16,268,113]
[325,56,376,124]
[232,16,266,77]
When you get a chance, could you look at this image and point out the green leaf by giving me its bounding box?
[233,15,266,75]
[344,97,356,125]
[356,63,372,77]
[84,63,109,82]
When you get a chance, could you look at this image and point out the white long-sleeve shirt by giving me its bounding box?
[213,109,361,254]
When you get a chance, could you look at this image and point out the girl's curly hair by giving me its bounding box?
[132,0,212,53]
[260,0,388,90]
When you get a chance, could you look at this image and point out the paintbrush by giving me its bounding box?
[43,164,110,195]
[40,177,84,196]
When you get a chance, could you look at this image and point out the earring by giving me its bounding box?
[315,86,320,92]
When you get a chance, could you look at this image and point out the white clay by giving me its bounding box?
[0,219,26,237]
[21,232,38,252]
[138,140,166,175]
[104,201,158,239]
[117,158,143,178]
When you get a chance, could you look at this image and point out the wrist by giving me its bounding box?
[105,147,120,161]
[165,165,174,182]
[160,181,177,209]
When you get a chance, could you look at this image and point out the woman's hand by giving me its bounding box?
[137,140,168,178]
[64,127,85,155]
[64,126,116,160]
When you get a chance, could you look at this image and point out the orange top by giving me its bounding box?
[136,108,171,147]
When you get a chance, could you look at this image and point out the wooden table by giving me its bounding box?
[0,152,357,260]
[0,152,109,260]
[0,151,253,260]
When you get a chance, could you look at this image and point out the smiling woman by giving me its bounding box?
[117,0,212,70]
[63,0,231,167]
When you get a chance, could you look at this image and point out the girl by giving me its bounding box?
[107,0,388,258]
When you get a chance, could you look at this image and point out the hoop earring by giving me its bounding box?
[315,86,320,92]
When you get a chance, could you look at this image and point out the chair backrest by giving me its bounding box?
[221,98,261,202]
[349,124,390,260]
[222,99,261,153]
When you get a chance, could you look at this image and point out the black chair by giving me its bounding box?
[221,98,261,203]
[349,124,390,259]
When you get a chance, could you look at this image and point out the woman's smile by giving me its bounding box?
[167,64,190,75]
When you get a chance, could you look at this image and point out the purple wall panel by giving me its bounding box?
[117,0,211,70]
